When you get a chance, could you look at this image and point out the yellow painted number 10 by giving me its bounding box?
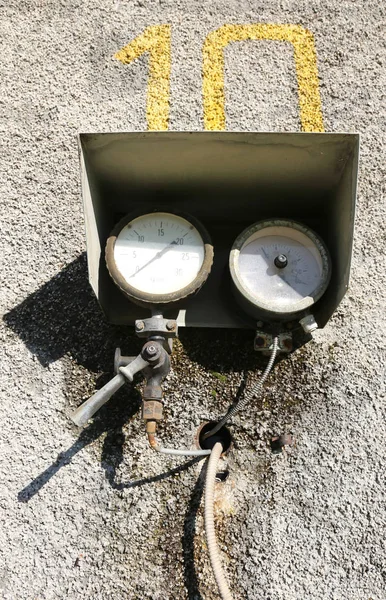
[115,24,324,133]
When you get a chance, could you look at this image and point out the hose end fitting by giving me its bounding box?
[145,420,157,434]
[143,401,163,451]
[142,399,163,423]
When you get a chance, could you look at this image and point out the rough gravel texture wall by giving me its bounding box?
[0,1,385,599]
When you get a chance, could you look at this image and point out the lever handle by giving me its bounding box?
[70,353,150,427]
[70,373,125,427]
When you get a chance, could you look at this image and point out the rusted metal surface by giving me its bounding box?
[166,320,177,331]
[147,432,161,450]
[270,434,294,454]
[254,330,293,353]
[142,400,163,422]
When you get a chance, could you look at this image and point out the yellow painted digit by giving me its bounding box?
[203,24,324,132]
[115,25,171,131]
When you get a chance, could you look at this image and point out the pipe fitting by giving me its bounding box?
[142,400,163,423]
[142,341,162,362]
[142,342,170,402]
[145,420,157,434]
[147,432,161,450]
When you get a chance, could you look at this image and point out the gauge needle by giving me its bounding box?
[129,238,180,278]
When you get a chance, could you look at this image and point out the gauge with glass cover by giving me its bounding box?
[229,219,331,321]
[106,211,213,307]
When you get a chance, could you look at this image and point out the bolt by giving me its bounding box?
[146,345,157,357]
[270,434,293,454]
[166,320,176,331]
[136,321,145,331]
[299,315,318,334]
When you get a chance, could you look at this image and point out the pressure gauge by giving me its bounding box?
[106,211,213,306]
[229,219,331,321]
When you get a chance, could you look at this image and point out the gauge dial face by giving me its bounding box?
[106,212,212,304]
[230,220,331,317]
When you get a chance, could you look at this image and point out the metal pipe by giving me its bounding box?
[203,337,279,440]
[147,433,211,457]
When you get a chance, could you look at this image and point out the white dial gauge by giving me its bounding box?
[106,211,213,306]
[229,219,331,320]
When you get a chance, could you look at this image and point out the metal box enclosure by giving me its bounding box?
[79,132,359,329]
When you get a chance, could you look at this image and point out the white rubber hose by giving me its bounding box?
[147,432,211,456]
[204,441,234,600]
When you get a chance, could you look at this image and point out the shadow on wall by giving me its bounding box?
[3,255,231,504]
[3,253,138,371]
[4,254,269,599]
[3,252,264,373]
[17,377,201,503]
[4,255,271,485]
[3,253,149,501]
[17,385,141,502]
[3,253,278,502]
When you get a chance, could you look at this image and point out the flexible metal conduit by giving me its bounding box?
[203,337,279,441]
[147,338,279,456]
[205,441,233,600]
[146,339,279,597]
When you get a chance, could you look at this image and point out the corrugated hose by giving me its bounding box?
[204,440,233,600]
[203,337,279,441]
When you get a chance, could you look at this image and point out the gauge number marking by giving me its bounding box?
[113,213,205,295]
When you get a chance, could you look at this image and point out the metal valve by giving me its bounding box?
[71,337,172,431]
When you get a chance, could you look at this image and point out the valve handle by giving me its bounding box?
[70,373,125,427]
[70,354,149,427]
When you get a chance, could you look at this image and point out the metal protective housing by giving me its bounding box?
[78,131,359,329]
